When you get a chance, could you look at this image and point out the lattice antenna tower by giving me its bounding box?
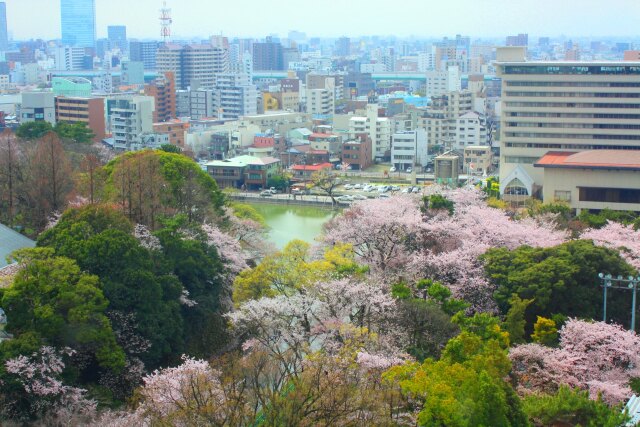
[160,1,172,43]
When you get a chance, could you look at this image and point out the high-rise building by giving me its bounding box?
[335,37,350,57]
[61,0,96,49]
[144,71,176,122]
[505,33,528,47]
[106,96,159,151]
[107,25,127,52]
[157,44,229,90]
[129,41,159,69]
[252,38,284,71]
[54,46,87,71]
[0,2,8,51]
[495,47,640,198]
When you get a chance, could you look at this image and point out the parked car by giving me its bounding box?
[378,193,390,199]
[352,194,367,200]
[401,187,410,193]
[391,185,400,191]
[412,186,421,193]
[337,195,354,202]
[353,184,363,190]
[406,167,413,173]
[344,184,354,190]
[390,166,396,172]
[260,190,273,197]
[364,185,375,192]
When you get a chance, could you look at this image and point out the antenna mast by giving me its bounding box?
[160,1,172,43]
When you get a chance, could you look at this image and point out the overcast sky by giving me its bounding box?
[5,0,640,41]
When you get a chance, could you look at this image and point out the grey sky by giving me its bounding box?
[5,0,640,41]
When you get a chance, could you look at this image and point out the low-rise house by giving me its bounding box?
[290,162,333,181]
[206,155,281,190]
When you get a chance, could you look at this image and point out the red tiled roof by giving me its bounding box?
[291,162,333,171]
[535,150,640,171]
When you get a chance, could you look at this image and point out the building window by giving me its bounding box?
[579,187,640,204]
[554,190,571,202]
[504,178,529,196]
[504,156,539,164]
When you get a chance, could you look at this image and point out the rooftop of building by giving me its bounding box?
[206,155,280,168]
[534,150,640,171]
[309,132,338,139]
[0,224,35,268]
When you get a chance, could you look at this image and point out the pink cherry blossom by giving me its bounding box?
[510,319,640,404]
[582,221,640,271]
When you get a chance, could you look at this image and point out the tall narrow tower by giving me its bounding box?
[159,1,172,43]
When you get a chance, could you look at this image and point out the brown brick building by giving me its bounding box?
[144,72,176,123]
[54,96,106,142]
[152,119,189,148]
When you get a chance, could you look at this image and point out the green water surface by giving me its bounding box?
[247,202,338,249]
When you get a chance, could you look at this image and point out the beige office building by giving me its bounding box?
[495,47,640,198]
[535,150,640,212]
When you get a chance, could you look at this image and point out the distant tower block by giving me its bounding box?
[160,1,172,43]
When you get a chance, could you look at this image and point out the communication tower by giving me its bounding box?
[160,1,172,43]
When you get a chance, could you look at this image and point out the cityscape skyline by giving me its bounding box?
[4,0,640,41]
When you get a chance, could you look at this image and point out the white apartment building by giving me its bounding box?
[107,96,156,151]
[306,79,335,119]
[215,74,258,120]
[453,112,488,151]
[54,47,86,71]
[391,129,428,171]
[20,92,56,125]
[425,66,461,98]
[495,47,640,198]
[418,91,473,150]
[349,104,391,160]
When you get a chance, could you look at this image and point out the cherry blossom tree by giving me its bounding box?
[510,319,640,404]
[582,221,640,271]
[323,196,423,273]
[323,188,567,312]
[4,346,96,423]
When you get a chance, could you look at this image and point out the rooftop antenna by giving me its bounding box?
[160,1,172,43]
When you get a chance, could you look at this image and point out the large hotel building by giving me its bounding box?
[495,47,640,202]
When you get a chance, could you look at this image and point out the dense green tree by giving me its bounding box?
[522,386,629,427]
[155,219,229,358]
[159,144,182,153]
[1,248,125,372]
[53,122,95,144]
[531,316,559,346]
[104,150,224,227]
[483,240,636,328]
[15,121,53,140]
[421,194,454,215]
[384,329,528,427]
[38,205,185,367]
[578,208,639,229]
[266,173,290,191]
[503,295,534,345]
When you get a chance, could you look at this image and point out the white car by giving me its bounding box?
[401,187,410,193]
[352,194,367,200]
[344,184,354,190]
[378,193,390,199]
[406,167,413,173]
[337,195,354,202]
[390,166,396,172]
[353,184,363,190]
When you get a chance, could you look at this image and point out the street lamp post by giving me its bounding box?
[598,273,640,331]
